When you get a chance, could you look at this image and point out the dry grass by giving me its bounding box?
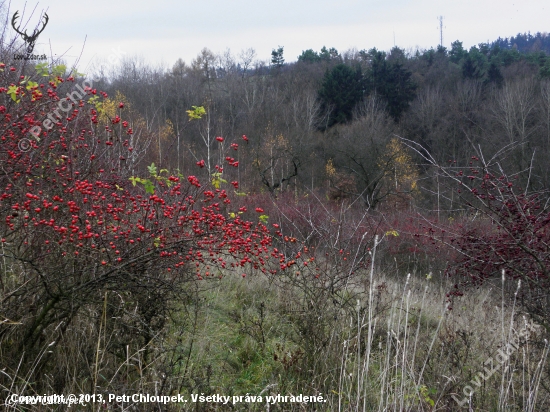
[1,251,549,411]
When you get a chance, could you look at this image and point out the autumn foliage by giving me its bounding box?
[441,159,550,323]
[1,47,549,407]
[0,64,279,392]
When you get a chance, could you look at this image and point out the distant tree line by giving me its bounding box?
[63,33,550,209]
[491,31,550,54]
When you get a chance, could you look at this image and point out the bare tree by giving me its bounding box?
[491,77,538,170]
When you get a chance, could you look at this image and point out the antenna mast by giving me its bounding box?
[438,16,445,47]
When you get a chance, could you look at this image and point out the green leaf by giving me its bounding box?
[88,95,103,111]
[7,85,19,102]
[35,62,49,77]
[259,214,269,224]
[186,105,206,120]
[26,80,38,90]
[147,163,157,176]
[211,171,227,189]
[70,68,86,78]
[52,64,67,77]
[143,180,155,194]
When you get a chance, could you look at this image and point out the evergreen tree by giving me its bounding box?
[298,46,340,63]
[422,48,435,66]
[462,47,487,80]
[298,49,320,63]
[384,62,417,121]
[271,46,285,67]
[365,48,417,121]
[540,56,550,78]
[485,59,504,87]
[450,40,467,64]
[319,46,340,61]
[318,64,364,127]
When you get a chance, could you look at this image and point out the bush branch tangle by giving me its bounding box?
[400,136,550,329]
[0,62,278,396]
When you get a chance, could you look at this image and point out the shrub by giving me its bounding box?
[0,63,275,396]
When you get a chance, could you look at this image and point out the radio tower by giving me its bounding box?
[438,16,445,47]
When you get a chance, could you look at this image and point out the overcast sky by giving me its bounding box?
[4,0,549,73]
